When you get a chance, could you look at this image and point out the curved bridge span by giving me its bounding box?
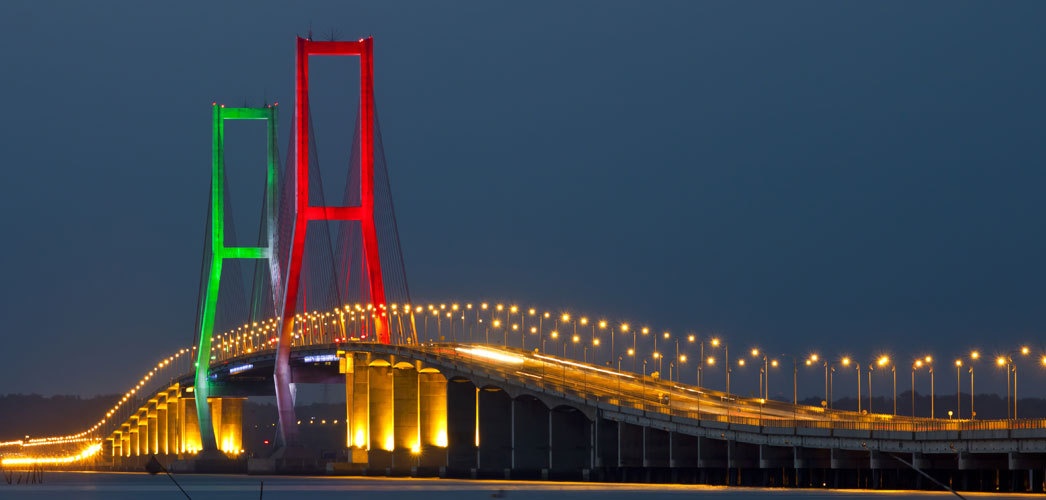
[6,342,1046,490]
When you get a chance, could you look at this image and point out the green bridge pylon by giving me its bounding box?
[194,103,279,455]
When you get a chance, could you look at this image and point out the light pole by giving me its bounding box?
[599,320,608,364]
[805,354,827,407]
[969,350,979,419]
[711,338,729,394]
[912,360,922,417]
[678,353,687,384]
[954,359,962,419]
[925,356,934,419]
[877,356,895,416]
[751,349,768,399]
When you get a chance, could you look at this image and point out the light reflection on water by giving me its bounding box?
[0,472,1029,500]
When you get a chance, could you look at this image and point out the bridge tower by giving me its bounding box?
[193,104,280,454]
[273,36,390,449]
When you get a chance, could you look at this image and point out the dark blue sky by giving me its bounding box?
[2,1,1045,400]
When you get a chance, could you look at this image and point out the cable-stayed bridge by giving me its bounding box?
[2,36,1046,494]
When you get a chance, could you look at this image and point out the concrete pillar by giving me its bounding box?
[156,398,168,455]
[446,379,477,470]
[618,421,643,467]
[120,423,131,458]
[129,417,140,457]
[511,396,549,472]
[368,364,394,467]
[670,432,698,468]
[216,398,243,453]
[418,370,448,468]
[597,418,618,468]
[166,395,179,456]
[643,427,670,467]
[393,365,419,467]
[147,402,158,456]
[137,410,149,456]
[110,434,120,460]
[549,406,590,472]
[181,396,202,453]
[478,387,512,471]
[348,355,370,463]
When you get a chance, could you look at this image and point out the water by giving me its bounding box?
[0,472,1028,499]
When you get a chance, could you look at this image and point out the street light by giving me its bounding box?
[966,350,980,419]
[954,359,962,419]
[877,355,895,415]
[751,349,768,399]
[924,356,935,419]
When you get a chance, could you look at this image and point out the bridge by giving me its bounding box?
[2,35,1045,495]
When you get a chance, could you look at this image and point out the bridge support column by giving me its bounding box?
[181,396,202,453]
[341,352,371,464]
[110,433,121,463]
[214,397,244,453]
[128,417,140,457]
[446,379,477,471]
[147,402,158,456]
[137,411,148,456]
[166,393,179,456]
[698,437,727,484]
[670,432,697,469]
[596,418,617,470]
[392,364,419,469]
[418,370,448,468]
[478,387,512,474]
[156,396,168,455]
[549,406,590,476]
[643,427,669,468]
[511,396,549,475]
[368,364,394,468]
[618,422,643,468]
[120,423,131,459]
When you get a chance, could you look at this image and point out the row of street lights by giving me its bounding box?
[223,301,1043,421]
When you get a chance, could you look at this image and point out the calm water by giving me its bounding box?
[0,472,1028,499]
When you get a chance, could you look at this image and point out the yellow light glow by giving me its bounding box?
[561,313,570,322]
[877,356,889,366]
[738,359,745,366]
[435,429,448,447]
[688,334,695,342]
[970,351,980,360]
[580,317,588,325]
[925,356,932,363]
[627,348,634,356]
[355,429,366,448]
[771,359,778,367]
[810,354,819,362]
[679,354,687,362]
[384,435,394,452]
[915,360,923,368]
[751,348,759,357]
[711,338,719,346]
[997,357,1006,366]
[707,357,716,365]
[1022,346,1030,355]
[455,346,525,364]
[955,359,962,367]
[841,357,851,366]
[2,443,102,466]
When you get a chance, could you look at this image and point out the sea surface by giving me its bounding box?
[0,472,1028,500]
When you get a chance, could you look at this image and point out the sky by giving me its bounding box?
[1,1,1045,401]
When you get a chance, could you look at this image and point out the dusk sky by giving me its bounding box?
[2,1,1045,399]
